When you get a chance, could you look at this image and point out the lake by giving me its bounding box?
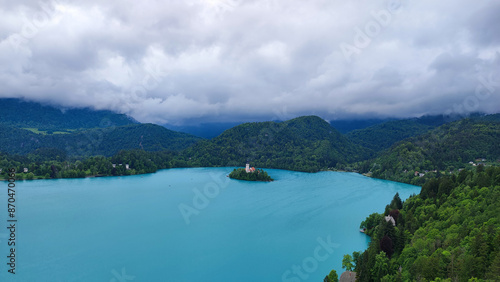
[0,168,420,281]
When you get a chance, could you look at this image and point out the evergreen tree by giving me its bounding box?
[390,192,403,210]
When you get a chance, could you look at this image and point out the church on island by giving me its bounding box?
[228,162,273,181]
[245,162,256,173]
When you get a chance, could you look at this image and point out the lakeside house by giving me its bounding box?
[385,215,396,226]
[415,171,425,177]
[339,271,356,282]
[24,168,28,173]
[112,164,130,170]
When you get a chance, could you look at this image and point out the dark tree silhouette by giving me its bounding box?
[380,235,394,258]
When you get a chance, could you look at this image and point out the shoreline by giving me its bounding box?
[0,167,419,188]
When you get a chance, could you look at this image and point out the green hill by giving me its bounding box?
[0,98,136,130]
[345,115,451,153]
[59,123,202,156]
[477,113,500,122]
[181,116,370,172]
[0,124,42,155]
[355,117,500,185]
[340,166,500,281]
[330,118,392,134]
[0,123,201,157]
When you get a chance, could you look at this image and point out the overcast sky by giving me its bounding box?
[1,0,499,125]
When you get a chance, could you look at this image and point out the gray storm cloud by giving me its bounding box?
[0,0,499,125]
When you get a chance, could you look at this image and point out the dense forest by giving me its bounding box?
[0,98,136,130]
[329,118,392,134]
[228,168,273,181]
[346,118,442,152]
[0,115,372,178]
[181,116,370,172]
[349,118,500,185]
[0,149,182,180]
[331,165,500,281]
[1,114,499,181]
[163,121,243,139]
[344,114,488,153]
[0,123,201,156]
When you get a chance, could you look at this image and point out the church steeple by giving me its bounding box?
[245,161,255,173]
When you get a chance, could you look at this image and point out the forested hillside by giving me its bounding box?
[329,118,391,134]
[0,98,136,130]
[163,122,243,139]
[181,116,370,172]
[336,166,500,281]
[352,117,500,185]
[345,115,450,152]
[0,149,180,180]
[0,123,201,156]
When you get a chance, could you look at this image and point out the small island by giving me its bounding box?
[229,163,274,182]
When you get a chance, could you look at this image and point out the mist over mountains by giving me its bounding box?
[0,98,498,174]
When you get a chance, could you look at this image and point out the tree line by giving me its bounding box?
[0,149,182,180]
[330,165,500,281]
[228,168,273,181]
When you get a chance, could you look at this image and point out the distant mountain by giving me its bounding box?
[162,122,243,139]
[345,115,451,152]
[0,124,42,155]
[0,98,137,130]
[0,123,201,157]
[181,116,370,172]
[330,118,393,134]
[358,116,500,184]
[476,113,500,122]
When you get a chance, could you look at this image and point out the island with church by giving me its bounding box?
[229,162,274,182]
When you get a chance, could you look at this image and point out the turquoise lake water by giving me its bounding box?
[0,168,420,281]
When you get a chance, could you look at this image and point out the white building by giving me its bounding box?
[245,162,255,173]
[385,215,396,226]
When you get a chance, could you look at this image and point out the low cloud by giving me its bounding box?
[0,0,499,124]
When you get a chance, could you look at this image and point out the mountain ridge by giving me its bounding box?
[0,98,137,130]
[0,123,201,157]
[353,116,500,185]
[345,115,452,152]
[181,115,370,172]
